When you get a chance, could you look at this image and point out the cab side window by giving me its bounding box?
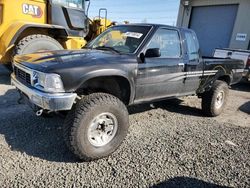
[185,31,199,61]
[147,29,181,58]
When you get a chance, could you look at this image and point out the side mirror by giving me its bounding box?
[145,48,161,58]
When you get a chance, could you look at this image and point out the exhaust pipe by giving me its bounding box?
[36,109,43,116]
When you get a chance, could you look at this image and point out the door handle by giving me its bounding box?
[178,63,185,67]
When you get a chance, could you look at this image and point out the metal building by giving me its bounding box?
[177,0,250,56]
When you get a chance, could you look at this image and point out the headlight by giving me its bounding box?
[33,71,65,93]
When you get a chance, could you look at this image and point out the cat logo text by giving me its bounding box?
[22,4,43,18]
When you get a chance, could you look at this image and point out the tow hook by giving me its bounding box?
[75,95,82,103]
[36,109,43,116]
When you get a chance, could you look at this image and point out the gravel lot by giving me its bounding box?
[0,65,249,187]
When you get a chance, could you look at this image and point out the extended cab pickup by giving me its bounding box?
[11,24,244,161]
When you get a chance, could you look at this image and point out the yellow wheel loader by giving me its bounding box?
[0,0,112,66]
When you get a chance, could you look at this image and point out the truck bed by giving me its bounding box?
[201,57,244,86]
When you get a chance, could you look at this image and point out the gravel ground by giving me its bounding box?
[0,65,249,187]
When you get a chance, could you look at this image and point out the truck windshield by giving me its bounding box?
[51,0,85,9]
[87,25,152,54]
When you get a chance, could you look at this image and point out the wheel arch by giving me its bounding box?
[77,74,134,105]
[0,22,68,64]
[217,74,231,85]
[9,24,68,47]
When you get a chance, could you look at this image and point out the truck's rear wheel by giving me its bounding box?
[63,93,129,161]
[202,80,229,117]
[14,34,63,56]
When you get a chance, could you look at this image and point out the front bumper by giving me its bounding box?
[11,74,77,111]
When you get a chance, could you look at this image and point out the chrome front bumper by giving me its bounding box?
[11,74,77,111]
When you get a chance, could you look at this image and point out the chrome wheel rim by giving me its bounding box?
[88,112,118,147]
[215,91,225,109]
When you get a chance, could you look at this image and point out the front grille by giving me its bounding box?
[14,66,31,85]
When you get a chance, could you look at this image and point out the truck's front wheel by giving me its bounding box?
[201,80,229,117]
[14,34,63,56]
[63,93,129,161]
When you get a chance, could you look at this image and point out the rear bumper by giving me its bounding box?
[243,68,249,76]
[243,68,250,81]
[246,69,250,82]
[11,73,77,111]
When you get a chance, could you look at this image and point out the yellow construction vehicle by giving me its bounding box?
[0,0,112,65]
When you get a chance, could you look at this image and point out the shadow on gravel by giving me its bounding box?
[0,113,80,163]
[151,177,228,188]
[231,82,250,92]
[239,101,250,114]
[0,89,20,107]
[129,98,203,117]
[0,65,11,85]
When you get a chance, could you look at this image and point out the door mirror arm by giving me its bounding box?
[138,53,145,63]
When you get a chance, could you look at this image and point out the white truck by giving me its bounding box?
[213,48,250,82]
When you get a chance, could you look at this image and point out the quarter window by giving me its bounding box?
[147,29,181,58]
[185,31,199,61]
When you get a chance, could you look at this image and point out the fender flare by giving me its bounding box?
[9,23,68,47]
[77,69,135,104]
[0,22,68,63]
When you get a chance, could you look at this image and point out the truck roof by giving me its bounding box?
[116,23,191,32]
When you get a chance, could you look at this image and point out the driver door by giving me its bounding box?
[135,28,185,102]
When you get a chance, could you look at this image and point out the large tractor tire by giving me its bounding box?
[14,34,63,56]
[202,80,229,117]
[63,93,129,161]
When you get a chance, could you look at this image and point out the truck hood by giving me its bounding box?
[13,49,137,92]
[14,49,134,72]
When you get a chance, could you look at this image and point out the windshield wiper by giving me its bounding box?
[83,46,91,49]
[94,46,121,54]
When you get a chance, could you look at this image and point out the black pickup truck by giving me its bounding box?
[11,24,244,161]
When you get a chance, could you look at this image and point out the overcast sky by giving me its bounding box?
[88,0,180,26]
